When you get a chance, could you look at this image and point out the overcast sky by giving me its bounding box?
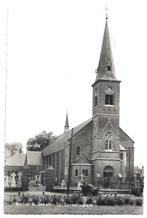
[1,0,147,166]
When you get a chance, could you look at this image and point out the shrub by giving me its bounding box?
[71,194,81,204]
[15,195,23,204]
[32,196,39,205]
[116,196,125,205]
[128,197,134,205]
[51,195,59,205]
[135,198,143,206]
[96,194,116,206]
[107,197,115,206]
[97,196,103,205]
[86,197,93,205]
[6,192,143,207]
[96,198,100,205]
[76,196,83,205]
[22,195,28,204]
[124,196,130,204]
[5,199,13,205]
[39,195,49,204]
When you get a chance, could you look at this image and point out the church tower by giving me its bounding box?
[91,18,123,186]
[42,15,134,189]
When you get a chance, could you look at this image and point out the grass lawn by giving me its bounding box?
[4,204,143,215]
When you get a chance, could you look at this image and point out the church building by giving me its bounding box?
[42,17,134,188]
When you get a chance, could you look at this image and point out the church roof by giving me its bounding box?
[43,119,92,156]
[26,151,42,166]
[42,117,134,157]
[96,19,116,81]
[119,127,134,143]
[5,151,25,167]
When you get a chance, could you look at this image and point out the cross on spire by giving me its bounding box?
[105,4,109,20]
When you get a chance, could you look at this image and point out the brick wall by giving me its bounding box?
[64,122,92,185]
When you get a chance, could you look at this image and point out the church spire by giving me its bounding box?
[96,18,116,81]
[64,113,69,132]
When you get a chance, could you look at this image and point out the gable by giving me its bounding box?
[99,120,119,138]
[5,152,25,167]
[26,151,42,166]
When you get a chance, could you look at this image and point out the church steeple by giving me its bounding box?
[64,113,69,132]
[96,18,116,81]
[92,18,121,124]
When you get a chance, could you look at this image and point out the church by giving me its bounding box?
[42,17,134,188]
[5,17,134,190]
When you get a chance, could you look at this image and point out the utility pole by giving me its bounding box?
[128,147,131,189]
[67,128,73,196]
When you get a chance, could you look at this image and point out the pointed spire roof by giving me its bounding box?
[65,113,69,127]
[96,19,116,81]
[64,113,69,132]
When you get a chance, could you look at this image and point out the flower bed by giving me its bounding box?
[4,193,143,207]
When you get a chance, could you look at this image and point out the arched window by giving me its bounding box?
[105,94,113,105]
[103,166,113,178]
[85,169,88,176]
[105,87,114,105]
[105,132,113,150]
[120,153,123,160]
[94,87,98,107]
[82,169,85,175]
[76,146,80,155]
[75,169,78,176]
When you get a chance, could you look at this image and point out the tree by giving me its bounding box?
[26,131,58,151]
[5,142,23,158]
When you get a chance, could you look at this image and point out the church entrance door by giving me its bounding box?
[103,166,113,188]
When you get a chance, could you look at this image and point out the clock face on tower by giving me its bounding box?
[105,87,114,95]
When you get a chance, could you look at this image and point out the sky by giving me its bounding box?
[0,0,147,167]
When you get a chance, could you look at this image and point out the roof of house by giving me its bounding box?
[5,152,25,167]
[43,119,92,156]
[26,151,42,166]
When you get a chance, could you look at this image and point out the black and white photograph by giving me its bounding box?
[0,0,146,215]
